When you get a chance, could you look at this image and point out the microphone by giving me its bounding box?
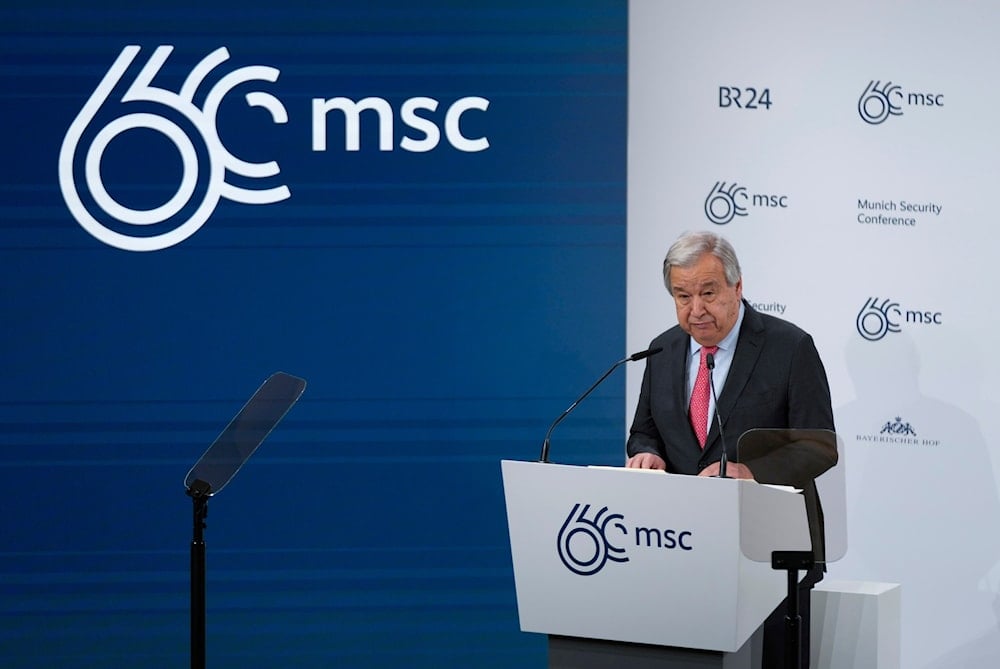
[705,352,729,478]
[539,347,664,463]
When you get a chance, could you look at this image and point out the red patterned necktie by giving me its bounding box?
[689,345,718,448]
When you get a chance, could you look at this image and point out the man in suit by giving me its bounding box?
[626,230,837,668]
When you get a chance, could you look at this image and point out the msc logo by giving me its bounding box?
[556,503,694,576]
[60,45,291,252]
[856,297,943,341]
[704,181,788,225]
[858,80,944,125]
[881,416,916,437]
[59,46,490,252]
[557,504,629,576]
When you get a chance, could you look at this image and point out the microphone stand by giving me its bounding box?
[706,352,729,478]
[540,357,626,463]
[188,480,211,669]
[772,550,815,669]
[539,347,662,463]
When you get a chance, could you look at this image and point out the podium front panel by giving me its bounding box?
[501,460,798,652]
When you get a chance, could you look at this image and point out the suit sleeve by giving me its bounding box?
[787,333,836,433]
[626,357,665,460]
[746,333,838,487]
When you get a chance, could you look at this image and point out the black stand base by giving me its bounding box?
[771,550,815,669]
[188,480,210,669]
[548,631,762,669]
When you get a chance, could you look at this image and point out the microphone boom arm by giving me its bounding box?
[539,347,663,463]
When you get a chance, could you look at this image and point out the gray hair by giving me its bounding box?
[662,231,742,294]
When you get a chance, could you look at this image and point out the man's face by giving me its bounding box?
[669,252,742,347]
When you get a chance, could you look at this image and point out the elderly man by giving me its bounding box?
[626,230,837,668]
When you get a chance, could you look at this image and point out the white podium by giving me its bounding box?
[501,460,812,668]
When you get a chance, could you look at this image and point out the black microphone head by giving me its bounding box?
[629,346,664,362]
[706,352,715,369]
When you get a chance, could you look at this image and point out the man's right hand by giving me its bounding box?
[625,452,666,470]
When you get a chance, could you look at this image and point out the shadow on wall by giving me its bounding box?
[836,332,1000,668]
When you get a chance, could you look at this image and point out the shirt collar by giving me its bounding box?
[689,301,746,356]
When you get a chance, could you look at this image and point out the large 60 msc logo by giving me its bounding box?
[60,46,294,252]
[60,46,490,252]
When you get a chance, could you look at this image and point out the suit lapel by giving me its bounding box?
[704,302,765,455]
[667,330,690,418]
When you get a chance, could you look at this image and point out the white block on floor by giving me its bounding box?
[810,580,901,669]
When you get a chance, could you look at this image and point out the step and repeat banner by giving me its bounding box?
[0,2,627,667]
[629,2,1000,667]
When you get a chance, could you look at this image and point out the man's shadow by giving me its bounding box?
[835,332,1000,668]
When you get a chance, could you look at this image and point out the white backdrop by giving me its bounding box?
[627,2,1000,667]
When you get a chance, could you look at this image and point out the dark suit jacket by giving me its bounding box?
[627,301,837,560]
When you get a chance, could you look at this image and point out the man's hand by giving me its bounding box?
[625,452,666,470]
[698,461,755,479]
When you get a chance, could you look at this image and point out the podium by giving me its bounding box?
[500,460,812,668]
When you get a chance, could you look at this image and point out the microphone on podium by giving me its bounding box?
[539,347,663,463]
[705,352,729,478]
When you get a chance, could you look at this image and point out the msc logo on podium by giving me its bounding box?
[557,503,695,576]
[557,503,629,576]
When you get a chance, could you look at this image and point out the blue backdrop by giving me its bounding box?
[0,2,627,666]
